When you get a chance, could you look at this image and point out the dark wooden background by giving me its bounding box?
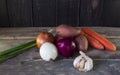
[0,0,120,27]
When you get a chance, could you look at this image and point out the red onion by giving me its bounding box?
[56,38,76,58]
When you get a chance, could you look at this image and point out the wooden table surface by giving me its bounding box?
[0,27,120,75]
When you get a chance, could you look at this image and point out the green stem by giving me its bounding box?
[0,42,36,63]
[0,40,36,56]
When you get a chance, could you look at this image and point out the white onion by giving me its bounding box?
[39,42,58,61]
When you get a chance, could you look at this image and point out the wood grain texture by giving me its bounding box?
[80,0,104,26]
[91,0,104,26]
[0,27,119,39]
[56,0,80,26]
[102,0,120,27]
[0,39,31,52]
[1,0,120,27]
[80,0,92,26]
[0,0,9,27]
[1,59,120,75]
[33,0,56,27]
[7,0,33,27]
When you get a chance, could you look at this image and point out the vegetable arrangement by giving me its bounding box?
[0,24,117,72]
[54,24,116,51]
[36,24,116,72]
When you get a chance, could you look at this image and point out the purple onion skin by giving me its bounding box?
[56,38,76,58]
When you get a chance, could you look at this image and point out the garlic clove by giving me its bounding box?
[73,56,83,69]
[84,57,93,72]
[79,57,86,69]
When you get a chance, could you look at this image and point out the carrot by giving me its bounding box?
[81,28,116,51]
[80,30,104,50]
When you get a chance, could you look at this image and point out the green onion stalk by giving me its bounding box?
[0,40,36,63]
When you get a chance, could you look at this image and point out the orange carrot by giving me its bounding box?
[81,28,116,51]
[80,30,104,50]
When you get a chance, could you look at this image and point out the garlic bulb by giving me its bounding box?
[73,51,93,72]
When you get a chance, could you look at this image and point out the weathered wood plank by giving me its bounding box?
[80,0,92,26]
[0,0,9,27]
[102,0,120,27]
[80,0,104,26]
[7,0,33,27]
[0,27,54,39]
[0,58,120,75]
[33,0,56,27]
[0,39,32,52]
[91,0,104,26]
[0,27,119,39]
[56,0,80,26]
